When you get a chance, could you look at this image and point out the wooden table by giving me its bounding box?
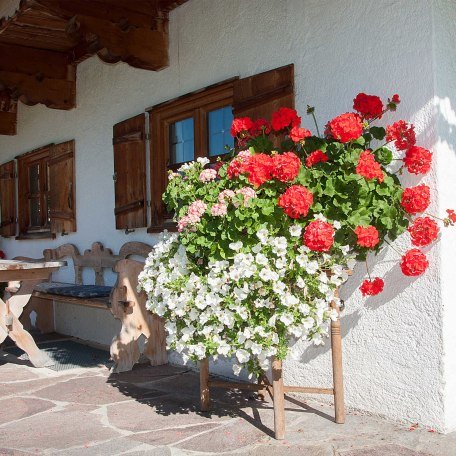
[0,259,66,367]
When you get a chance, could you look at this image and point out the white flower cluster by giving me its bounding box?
[139,228,354,377]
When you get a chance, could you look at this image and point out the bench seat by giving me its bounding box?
[33,282,112,309]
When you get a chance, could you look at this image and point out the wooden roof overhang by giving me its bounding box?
[0,0,187,135]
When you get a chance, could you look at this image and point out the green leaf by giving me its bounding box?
[374,147,393,165]
[370,126,386,140]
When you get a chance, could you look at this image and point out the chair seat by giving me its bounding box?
[34,282,113,299]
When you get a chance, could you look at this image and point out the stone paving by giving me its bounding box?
[1,349,456,455]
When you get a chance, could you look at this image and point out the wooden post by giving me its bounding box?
[200,357,210,412]
[272,357,285,440]
[330,299,345,424]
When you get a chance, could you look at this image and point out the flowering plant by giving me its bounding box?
[139,93,454,376]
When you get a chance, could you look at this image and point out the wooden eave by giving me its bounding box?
[0,0,187,135]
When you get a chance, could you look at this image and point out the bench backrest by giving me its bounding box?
[43,241,152,285]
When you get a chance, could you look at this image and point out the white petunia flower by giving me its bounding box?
[236,349,251,363]
[197,157,210,166]
[289,225,302,237]
[229,241,243,251]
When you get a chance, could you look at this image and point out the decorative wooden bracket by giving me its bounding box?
[0,88,17,135]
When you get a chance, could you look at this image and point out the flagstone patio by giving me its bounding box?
[1,347,456,456]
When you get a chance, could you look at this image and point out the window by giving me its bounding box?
[148,79,235,231]
[146,64,294,233]
[15,140,76,239]
[17,146,51,238]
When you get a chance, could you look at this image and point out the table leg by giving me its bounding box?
[0,283,53,368]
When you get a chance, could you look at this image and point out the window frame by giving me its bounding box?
[16,145,52,239]
[147,78,236,233]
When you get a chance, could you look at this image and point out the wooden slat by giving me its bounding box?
[0,160,17,237]
[113,114,147,230]
[49,140,76,234]
[283,386,334,395]
[32,291,110,309]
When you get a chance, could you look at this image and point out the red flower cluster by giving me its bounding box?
[278,185,313,219]
[272,152,301,182]
[271,107,301,132]
[243,153,274,187]
[227,157,245,179]
[290,126,311,143]
[249,118,271,137]
[386,120,416,150]
[356,150,384,182]
[303,220,335,252]
[401,184,430,214]
[403,146,432,175]
[326,112,363,143]
[360,277,384,296]
[305,150,328,167]
[230,117,253,137]
[391,94,400,104]
[400,249,429,276]
[353,93,384,119]
[446,209,456,225]
[407,217,439,246]
[354,225,380,248]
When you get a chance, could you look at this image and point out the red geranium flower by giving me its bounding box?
[403,146,432,175]
[272,152,301,182]
[386,120,416,150]
[446,209,456,225]
[400,249,429,276]
[354,225,380,248]
[305,150,328,167]
[290,126,311,143]
[230,117,254,137]
[401,184,431,214]
[278,185,313,219]
[249,118,271,137]
[303,220,335,252]
[360,278,384,296]
[353,93,384,119]
[243,153,274,187]
[356,150,384,182]
[326,112,363,143]
[407,217,439,246]
[392,94,400,104]
[271,107,301,132]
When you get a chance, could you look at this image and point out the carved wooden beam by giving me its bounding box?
[66,15,169,71]
[0,44,76,110]
[0,88,17,135]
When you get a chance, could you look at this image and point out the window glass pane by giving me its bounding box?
[208,106,234,156]
[169,117,194,165]
[29,164,39,194]
[29,197,40,227]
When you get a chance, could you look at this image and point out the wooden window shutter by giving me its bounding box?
[49,140,76,235]
[0,160,17,237]
[112,113,147,230]
[233,64,294,120]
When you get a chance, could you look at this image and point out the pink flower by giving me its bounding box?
[188,200,207,218]
[199,169,217,182]
[211,203,228,216]
[218,189,236,203]
[234,187,256,207]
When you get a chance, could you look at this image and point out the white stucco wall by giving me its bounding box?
[0,0,454,431]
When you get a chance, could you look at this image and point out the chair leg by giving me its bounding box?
[272,357,285,440]
[200,357,210,412]
[331,301,345,424]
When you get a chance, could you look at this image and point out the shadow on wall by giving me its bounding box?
[436,96,456,156]
[297,248,422,366]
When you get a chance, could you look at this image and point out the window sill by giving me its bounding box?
[16,231,55,241]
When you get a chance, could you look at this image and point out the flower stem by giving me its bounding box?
[307,105,321,138]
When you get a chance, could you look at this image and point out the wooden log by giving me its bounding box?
[272,357,285,440]
[200,358,210,412]
[208,379,265,392]
[331,298,345,424]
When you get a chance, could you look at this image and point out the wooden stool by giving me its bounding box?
[199,300,344,440]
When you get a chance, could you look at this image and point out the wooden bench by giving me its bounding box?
[14,241,167,372]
